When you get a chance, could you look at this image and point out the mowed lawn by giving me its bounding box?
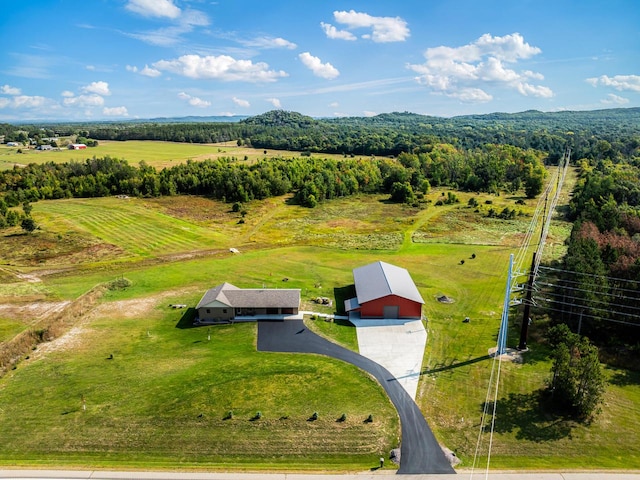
[35,197,228,258]
[0,307,398,470]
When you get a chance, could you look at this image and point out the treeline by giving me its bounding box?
[550,154,640,352]
[0,143,546,209]
[7,108,639,161]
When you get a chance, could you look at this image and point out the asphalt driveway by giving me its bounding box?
[257,319,454,475]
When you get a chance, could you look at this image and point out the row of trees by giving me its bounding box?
[0,143,548,209]
[545,146,640,354]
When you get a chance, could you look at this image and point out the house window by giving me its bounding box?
[223,309,227,313]
[206,309,210,314]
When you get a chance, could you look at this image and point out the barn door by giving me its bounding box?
[383,306,399,319]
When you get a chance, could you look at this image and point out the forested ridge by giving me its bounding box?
[3,107,639,159]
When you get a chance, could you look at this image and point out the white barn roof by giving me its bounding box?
[353,261,424,305]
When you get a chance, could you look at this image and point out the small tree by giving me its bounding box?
[547,324,606,420]
[22,201,32,217]
[389,182,415,204]
[21,217,37,233]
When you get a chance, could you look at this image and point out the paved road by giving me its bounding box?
[257,319,454,475]
[2,469,640,480]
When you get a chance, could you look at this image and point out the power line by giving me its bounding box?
[532,294,640,320]
[531,302,640,328]
[538,265,640,287]
[535,285,640,309]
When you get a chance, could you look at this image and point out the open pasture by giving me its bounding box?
[0,141,352,170]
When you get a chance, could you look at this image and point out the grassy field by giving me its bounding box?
[0,310,398,470]
[0,141,353,170]
[1,162,639,471]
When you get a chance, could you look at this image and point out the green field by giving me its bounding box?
[1,162,639,471]
[0,140,352,170]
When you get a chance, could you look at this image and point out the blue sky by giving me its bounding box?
[1,0,639,121]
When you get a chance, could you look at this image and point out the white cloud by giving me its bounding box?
[140,65,162,77]
[601,93,630,105]
[586,74,640,92]
[232,96,250,108]
[243,36,297,49]
[125,0,180,19]
[61,90,75,97]
[154,54,288,82]
[103,106,129,116]
[320,22,356,41]
[329,101,339,108]
[408,32,551,103]
[178,92,211,108]
[331,10,409,43]
[299,52,339,80]
[0,95,50,109]
[125,6,209,46]
[13,95,48,108]
[267,98,281,108]
[363,110,377,117]
[127,65,162,77]
[81,81,110,96]
[1,84,21,95]
[63,94,105,107]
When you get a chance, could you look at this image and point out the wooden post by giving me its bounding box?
[518,252,536,350]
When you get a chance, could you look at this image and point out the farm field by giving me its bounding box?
[1,162,639,471]
[0,140,352,170]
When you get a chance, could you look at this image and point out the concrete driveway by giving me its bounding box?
[349,319,426,400]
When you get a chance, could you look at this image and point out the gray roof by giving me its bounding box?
[197,283,300,309]
[353,261,424,305]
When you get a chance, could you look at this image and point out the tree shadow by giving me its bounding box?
[175,308,198,329]
[607,367,640,387]
[333,284,356,316]
[483,390,576,442]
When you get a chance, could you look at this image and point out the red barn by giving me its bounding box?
[344,261,424,319]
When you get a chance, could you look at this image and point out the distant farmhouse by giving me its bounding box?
[68,143,87,150]
[195,282,301,323]
[345,261,424,319]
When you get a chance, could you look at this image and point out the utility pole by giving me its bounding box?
[497,254,514,355]
[518,252,536,350]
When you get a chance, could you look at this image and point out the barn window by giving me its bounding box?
[206,309,210,314]
[223,309,227,313]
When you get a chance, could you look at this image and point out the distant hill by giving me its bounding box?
[145,115,249,124]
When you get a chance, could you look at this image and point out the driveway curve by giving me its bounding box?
[257,319,455,475]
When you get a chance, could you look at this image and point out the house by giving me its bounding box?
[68,143,87,150]
[195,282,301,322]
[36,144,53,151]
[6,142,19,147]
[344,261,424,319]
